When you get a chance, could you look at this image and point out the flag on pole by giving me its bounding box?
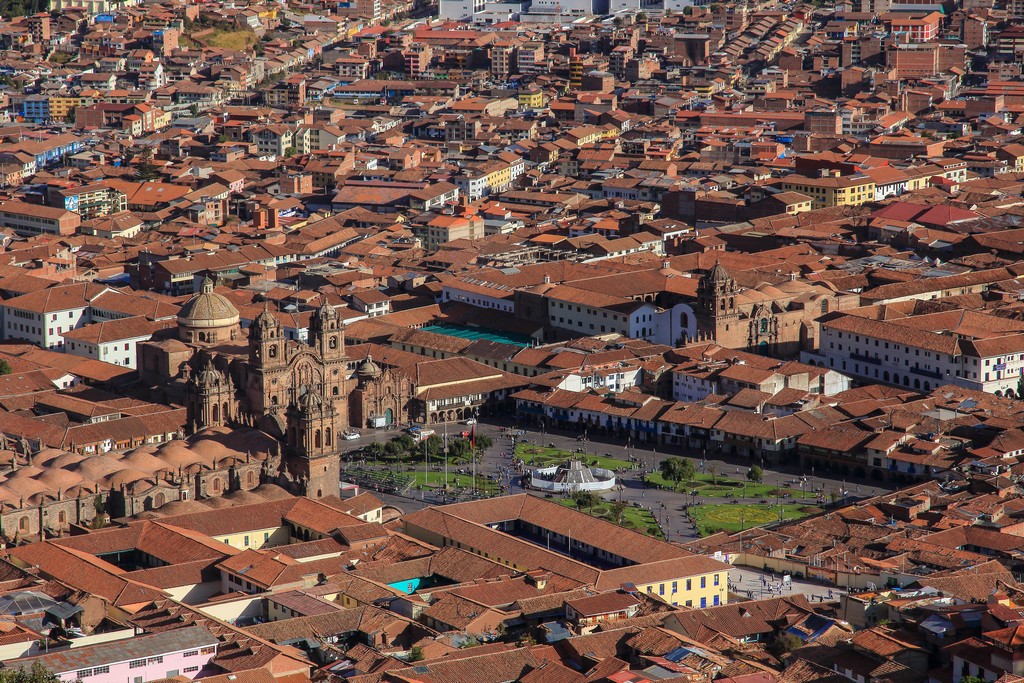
[470,425,476,450]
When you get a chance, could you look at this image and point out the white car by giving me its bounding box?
[464,418,477,425]
[343,432,361,440]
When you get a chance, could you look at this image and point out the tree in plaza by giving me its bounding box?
[709,462,718,486]
[747,466,764,484]
[474,434,493,453]
[364,442,384,460]
[572,490,601,513]
[0,663,60,683]
[424,434,443,457]
[610,500,628,525]
[391,433,416,452]
[448,438,472,461]
[660,457,696,491]
[385,434,416,466]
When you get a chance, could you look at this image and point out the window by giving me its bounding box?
[700,597,707,608]
[700,576,706,588]
[714,574,719,586]
[184,667,199,674]
[130,660,146,669]
[672,581,678,592]
[686,578,691,590]
[147,657,164,665]
[183,650,199,658]
[659,583,665,595]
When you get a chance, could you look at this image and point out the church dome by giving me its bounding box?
[178,277,240,330]
[357,354,382,379]
[706,261,731,283]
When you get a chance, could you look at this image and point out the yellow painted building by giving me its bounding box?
[781,174,876,209]
[50,96,88,121]
[566,125,604,147]
[484,163,514,191]
[518,90,544,109]
[634,566,727,608]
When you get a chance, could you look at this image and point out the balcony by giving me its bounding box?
[849,352,881,366]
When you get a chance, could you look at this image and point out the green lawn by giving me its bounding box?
[409,470,501,494]
[691,503,813,536]
[554,497,663,539]
[516,444,634,471]
[644,471,802,499]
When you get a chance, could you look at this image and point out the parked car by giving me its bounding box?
[343,432,361,440]
[464,418,477,425]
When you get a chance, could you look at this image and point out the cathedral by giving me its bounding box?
[139,277,409,499]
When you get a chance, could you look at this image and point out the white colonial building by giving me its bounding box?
[807,311,1024,396]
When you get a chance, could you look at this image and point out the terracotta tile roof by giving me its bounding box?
[350,643,557,683]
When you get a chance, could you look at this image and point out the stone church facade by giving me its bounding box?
[693,262,853,357]
[139,277,411,500]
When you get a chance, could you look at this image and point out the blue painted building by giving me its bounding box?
[22,96,49,123]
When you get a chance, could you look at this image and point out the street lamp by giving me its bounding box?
[472,407,480,496]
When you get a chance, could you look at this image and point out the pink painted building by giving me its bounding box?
[3,625,219,683]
